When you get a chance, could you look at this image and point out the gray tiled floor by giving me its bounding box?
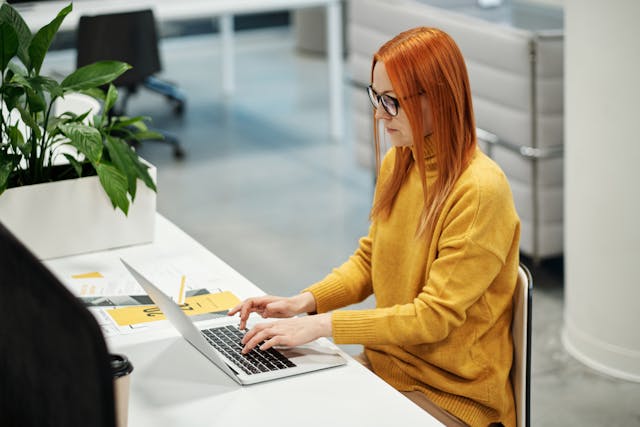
[44,28,639,427]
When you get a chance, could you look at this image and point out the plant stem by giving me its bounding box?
[42,100,55,180]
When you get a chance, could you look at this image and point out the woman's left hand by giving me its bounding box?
[241,313,332,354]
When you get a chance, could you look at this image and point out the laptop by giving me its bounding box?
[120,259,346,385]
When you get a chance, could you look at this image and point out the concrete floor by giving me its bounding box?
[44,27,640,427]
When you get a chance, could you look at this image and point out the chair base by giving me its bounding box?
[116,81,186,159]
[143,76,186,116]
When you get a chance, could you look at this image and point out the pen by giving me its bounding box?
[178,275,186,305]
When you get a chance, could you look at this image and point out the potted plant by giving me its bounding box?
[0,3,160,259]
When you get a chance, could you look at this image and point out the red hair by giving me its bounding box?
[370,27,477,237]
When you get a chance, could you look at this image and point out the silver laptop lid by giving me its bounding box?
[120,259,240,381]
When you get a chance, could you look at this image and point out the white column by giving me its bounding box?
[563,0,640,382]
[220,14,234,98]
[326,1,344,140]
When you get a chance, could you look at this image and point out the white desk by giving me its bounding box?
[16,0,344,139]
[45,215,441,427]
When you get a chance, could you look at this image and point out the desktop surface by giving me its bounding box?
[45,214,442,427]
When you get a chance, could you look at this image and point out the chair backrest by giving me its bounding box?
[0,221,116,427]
[76,9,161,87]
[511,263,533,427]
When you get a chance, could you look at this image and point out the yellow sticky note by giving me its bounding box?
[106,291,241,326]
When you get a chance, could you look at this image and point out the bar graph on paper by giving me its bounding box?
[49,255,233,336]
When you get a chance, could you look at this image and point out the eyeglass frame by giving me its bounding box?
[366,85,400,117]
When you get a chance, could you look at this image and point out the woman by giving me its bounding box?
[229,27,520,427]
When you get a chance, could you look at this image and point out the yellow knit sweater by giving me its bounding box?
[305,147,520,427]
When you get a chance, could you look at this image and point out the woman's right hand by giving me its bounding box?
[227,292,317,330]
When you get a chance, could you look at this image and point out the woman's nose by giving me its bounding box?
[374,104,391,120]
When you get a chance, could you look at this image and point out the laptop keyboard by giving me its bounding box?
[201,325,296,375]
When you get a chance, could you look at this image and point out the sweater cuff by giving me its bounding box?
[331,310,379,345]
[303,276,352,314]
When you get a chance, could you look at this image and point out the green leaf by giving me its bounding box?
[9,71,30,88]
[103,84,118,116]
[104,135,137,198]
[132,130,164,141]
[128,119,150,132]
[95,162,129,214]
[27,3,71,74]
[102,134,156,194]
[16,105,41,140]
[0,23,18,71]
[92,114,103,129]
[46,115,65,134]
[1,85,24,111]
[110,115,149,130]
[0,3,32,68]
[79,87,106,102]
[62,153,84,177]
[30,75,63,98]
[61,61,131,91]
[7,59,25,74]
[55,110,91,125]
[58,123,102,163]
[123,146,157,193]
[0,152,21,194]
[25,86,46,113]
[6,124,25,152]
[108,116,162,142]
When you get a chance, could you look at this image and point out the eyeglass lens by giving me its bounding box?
[367,86,398,117]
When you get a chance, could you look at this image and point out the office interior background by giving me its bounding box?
[6,0,640,425]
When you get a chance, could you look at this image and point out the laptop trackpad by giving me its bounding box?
[121,336,237,406]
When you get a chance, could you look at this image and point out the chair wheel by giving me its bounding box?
[173,101,185,116]
[173,146,185,159]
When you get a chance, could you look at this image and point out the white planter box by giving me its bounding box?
[0,164,157,260]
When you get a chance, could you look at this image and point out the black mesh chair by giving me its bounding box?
[0,221,116,427]
[77,9,186,158]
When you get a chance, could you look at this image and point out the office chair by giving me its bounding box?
[0,221,116,427]
[511,263,533,427]
[76,9,186,158]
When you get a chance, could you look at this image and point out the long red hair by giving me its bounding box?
[370,27,477,237]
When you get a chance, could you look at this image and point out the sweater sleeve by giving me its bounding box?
[331,163,519,346]
[332,239,504,345]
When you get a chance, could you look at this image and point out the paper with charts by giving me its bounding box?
[58,255,240,336]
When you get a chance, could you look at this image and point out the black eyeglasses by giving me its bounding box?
[367,85,400,117]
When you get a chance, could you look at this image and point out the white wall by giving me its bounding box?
[563,0,640,382]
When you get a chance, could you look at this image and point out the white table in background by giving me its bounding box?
[16,0,344,139]
[45,214,441,427]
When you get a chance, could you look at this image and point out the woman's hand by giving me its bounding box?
[240,313,332,354]
[228,292,317,330]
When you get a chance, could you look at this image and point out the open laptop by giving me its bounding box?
[120,259,346,385]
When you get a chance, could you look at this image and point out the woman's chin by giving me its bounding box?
[388,137,412,148]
